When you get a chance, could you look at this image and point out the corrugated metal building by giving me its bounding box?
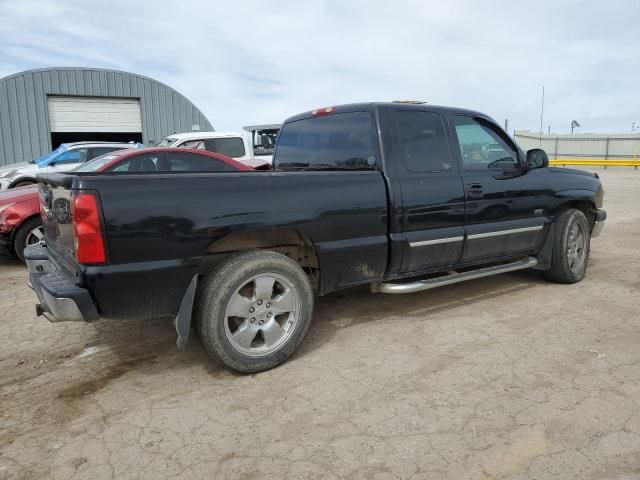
[515,131,640,160]
[0,67,214,166]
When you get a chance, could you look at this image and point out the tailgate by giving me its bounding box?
[38,173,78,270]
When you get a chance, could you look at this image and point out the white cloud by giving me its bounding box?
[0,0,638,133]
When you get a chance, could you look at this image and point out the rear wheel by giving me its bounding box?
[195,250,314,373]
[543,209,590,283]
[13,217,43,263]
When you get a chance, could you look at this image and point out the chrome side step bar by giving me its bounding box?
[371,256,538,294]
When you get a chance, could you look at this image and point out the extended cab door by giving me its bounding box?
[390,107,466,274]
[449,114,549,263]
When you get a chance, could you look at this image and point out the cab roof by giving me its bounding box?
[284,102,488,124]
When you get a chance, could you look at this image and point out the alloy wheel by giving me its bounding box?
[223,273,301,357]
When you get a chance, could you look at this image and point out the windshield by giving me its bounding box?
[33,144,68,166]
[72,154,119,172]
[159,137,178,147]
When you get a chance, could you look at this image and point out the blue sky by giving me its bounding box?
[1,0,639,134]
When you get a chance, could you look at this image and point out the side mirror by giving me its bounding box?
[526,148,549,169]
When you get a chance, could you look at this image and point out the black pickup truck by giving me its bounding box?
[27,102,606,372]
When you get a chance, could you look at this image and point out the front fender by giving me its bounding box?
[551,189,598,213]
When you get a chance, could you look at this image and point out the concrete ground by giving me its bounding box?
[1,168,639,480]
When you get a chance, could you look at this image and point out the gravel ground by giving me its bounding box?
[1,168,639,480]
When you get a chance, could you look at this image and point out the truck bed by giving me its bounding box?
[38,170,389,319]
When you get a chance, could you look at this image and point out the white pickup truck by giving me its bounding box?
[160,127,281,166]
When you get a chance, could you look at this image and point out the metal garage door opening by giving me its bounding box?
[48,96,143,149]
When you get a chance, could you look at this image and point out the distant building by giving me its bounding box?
[515,130,640,160]
[0,67,213,166]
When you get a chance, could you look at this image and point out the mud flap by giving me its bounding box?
[533,223,555,270]
[175,275,198,352]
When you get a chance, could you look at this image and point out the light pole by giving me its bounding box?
[571,120,580,134]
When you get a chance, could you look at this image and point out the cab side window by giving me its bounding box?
[453,116,519,170]
[397,111,452,172]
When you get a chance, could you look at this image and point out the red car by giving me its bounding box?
[0,147,258,262]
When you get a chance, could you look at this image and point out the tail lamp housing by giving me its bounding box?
[71,191,106,264]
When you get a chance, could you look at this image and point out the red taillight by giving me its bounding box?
[311,106,335,116]
[71,192,106,264]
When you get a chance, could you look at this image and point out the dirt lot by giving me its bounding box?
[1,169,639,480]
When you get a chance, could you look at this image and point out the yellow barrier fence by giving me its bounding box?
[549,158,640,169]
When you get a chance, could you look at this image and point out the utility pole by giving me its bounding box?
[539,85,545,146]
[547,125,551,135]
[504,118,509,132]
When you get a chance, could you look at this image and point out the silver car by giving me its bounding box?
[0,141,139,190]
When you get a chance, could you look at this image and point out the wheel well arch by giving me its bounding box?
[202,228,320,288]
[9,177,38,188]
[15,213,42,231]
[554,199,596,228]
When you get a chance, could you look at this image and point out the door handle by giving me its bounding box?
[467,184,484,197]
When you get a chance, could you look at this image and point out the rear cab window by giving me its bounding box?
[275,112,377,171]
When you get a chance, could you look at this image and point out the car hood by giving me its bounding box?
[548,166,599,178]
[0,162,31,178]
[0,184,38,205]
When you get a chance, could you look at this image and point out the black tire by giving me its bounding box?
[12,180,36,188]
[13,217,42,263]
[195,250,314,373]
[543,209,590,283]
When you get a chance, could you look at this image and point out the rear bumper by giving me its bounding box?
[591,208,606,238]
[25,244,99,322]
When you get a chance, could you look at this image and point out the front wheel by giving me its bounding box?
[195,250,314,373]
[543,209,590,283]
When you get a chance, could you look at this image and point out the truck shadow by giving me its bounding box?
[78,269,546,380]
[295,268,545,360]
